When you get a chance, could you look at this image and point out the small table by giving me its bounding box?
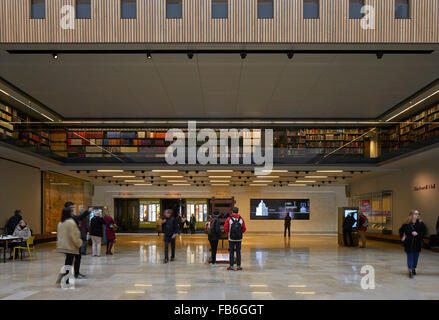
[0,236,22,263]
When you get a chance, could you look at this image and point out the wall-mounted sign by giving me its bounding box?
[414,184,436,192]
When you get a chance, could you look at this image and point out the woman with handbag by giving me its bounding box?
[103,212,117,255]
[399,210,426,278]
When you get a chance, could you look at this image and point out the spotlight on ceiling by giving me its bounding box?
[240,51,247,59]
[146,51,152,60]
[376,52,384,60]
[187,51,194,59]
[52,53,58,60]
[287,51,294,59]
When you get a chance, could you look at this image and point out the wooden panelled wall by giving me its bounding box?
[0,0,438,43]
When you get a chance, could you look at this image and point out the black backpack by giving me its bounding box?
[229,217,243,241]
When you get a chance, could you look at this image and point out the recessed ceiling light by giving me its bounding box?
[125,290,145,294]
[98,170,124,173]
[253,180,272,183]
[295,291,316,295]
[256,176,279,179]
[211,184,229,186]
[160,176,184,178]
[206,170,234,173]
[134,284,152,287]
[208,176,232,179]
[288,285,307,288]
[305,176,328,179]
[249,284,268,287]
[288,184,307,187]
[210,180,231,183]
[296,180,316,183]
[168,180,187,183]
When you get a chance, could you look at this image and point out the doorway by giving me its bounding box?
[161,198,185,217]
[114,198,140,232]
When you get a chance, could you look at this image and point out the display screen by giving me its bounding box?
[250,199,310,220]
[344,209,358,229]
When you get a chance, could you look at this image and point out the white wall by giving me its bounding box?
[349,147,439,236]
[93,184,348,234]
[0,158,42,234]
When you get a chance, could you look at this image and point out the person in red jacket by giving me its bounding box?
[224,207,246,271]
[358,213,368,248]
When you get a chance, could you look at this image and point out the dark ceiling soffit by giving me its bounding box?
[0,76,63,120]
[6,49,434,55]
[376,77,439,121]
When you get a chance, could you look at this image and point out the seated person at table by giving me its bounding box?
[9,220,32,259]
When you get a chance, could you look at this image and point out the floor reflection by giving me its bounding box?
[0,235,438,300]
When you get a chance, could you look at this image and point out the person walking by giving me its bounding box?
[90,212,106,257]
[206,209,222,267]
[177,213,184,235]
[156,214,162,236]
[78,209,89,255]
[399,210,426,278]
[343,212,356,247]
[358,212,369,248]
[224,207,246,271]
[190,214,196,234]
[64,202,92,279]
[5,210,23,235]
[103,212,117,255]
[162,209,178,263]
[56,207,83,287]
[183,215,189,234]
[284,212,292,237]
[9,220,32,259]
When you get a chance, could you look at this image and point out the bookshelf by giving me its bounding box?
[0,102,50,150]
[381,103,439,154]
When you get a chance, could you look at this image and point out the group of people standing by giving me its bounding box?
[157,213,197,236]
[55,202,117,286]
[161,207,247,271]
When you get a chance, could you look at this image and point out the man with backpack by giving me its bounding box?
[224,207,246,271]
[205,209,222,267]
[358,212,368,248]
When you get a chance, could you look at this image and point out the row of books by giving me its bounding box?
[286,129,363,136]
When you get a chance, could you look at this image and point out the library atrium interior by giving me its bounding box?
[0,0,439,300]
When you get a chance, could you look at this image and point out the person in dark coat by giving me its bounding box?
[64,202,92,278]
[284,212,292,237]
[162,209,179,263]
[90,212,106,256]
[78,209,89,255]
[5,210,23,235]
[207,209,222,266]
[399,210,426,278]
[343,212,356,246]
[436,216,439,235]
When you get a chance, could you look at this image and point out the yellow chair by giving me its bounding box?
[13,236,37,262]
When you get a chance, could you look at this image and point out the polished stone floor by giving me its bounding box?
[0,234,438,300]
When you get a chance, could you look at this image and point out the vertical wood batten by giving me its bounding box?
[0,0,438,43]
